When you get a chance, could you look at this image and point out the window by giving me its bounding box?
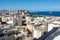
[22,20,27,26]
[22,16,25,19]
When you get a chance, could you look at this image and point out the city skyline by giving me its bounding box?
[0,0,60,11]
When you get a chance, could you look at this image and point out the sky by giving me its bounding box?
[0,0,60,11]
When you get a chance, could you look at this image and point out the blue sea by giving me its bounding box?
[29,11,60,16]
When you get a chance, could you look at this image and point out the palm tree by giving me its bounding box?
[0,18,2,22]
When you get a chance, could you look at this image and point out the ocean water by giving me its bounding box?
[29,11,60,17]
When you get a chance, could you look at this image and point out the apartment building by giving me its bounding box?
[33,22,48,39]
